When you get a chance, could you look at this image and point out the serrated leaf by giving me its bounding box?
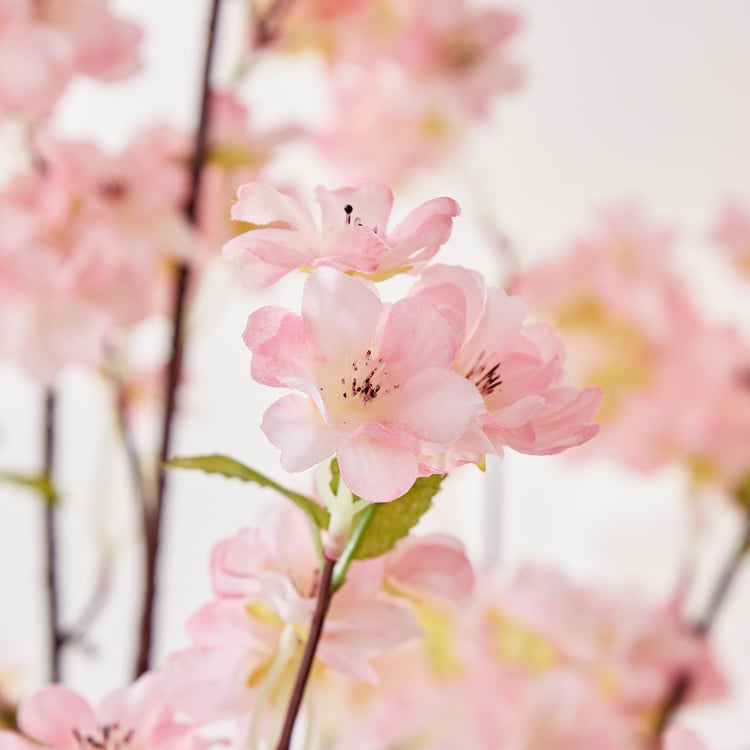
[0,471,57,505]
[354,474,444,559]
[166,454,329,528]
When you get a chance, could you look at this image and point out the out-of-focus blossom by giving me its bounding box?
[0,0,141,120]
[255,0,520,181]
[243,267,481,502]
[223,180,459,286]
[316,566,725,750]
[0,672,210,750]
[166,503,474,725]
[0,129,192,382]
[199,91,297,248]
[410,264,601,468]
[512,206,750,494]
[710,201,750,277]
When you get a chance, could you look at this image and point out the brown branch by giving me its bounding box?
[653,515,750,736]
[133,0,223,678]
[42,388,63,682]
[275,558,335,750]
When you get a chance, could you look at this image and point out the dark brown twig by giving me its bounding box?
[42,389,63,681]
[275,558,335,750]
[133,0,223,677]
[653,515,750,736]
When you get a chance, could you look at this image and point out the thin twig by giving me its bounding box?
[133,0,223,678]
[653,515,750,736]
[42,389,63,681]
[275,558,335,750]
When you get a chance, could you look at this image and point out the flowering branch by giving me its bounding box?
[133,0,223,677]
[42,389,63,682]
[654,513,750,734]
[274,557,335,750]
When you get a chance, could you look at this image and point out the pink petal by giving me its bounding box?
[98,673,170,743]
[378,296,461,384]
[301,268,381,361]
[243,306,315,388]
[387,197,460,265]
[338,423,420,502]
[262,394,340,472]
[386,368,482,443]
[18,685,97,748]
[317,225,386,270]
[387,534,475,604]
[231,182,315,234]
[222,230,308,288]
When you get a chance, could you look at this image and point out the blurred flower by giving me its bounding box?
[710,201,750,277]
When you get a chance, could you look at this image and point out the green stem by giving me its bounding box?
[331,504,376,592]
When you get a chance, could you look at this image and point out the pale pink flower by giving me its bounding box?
[664,727,710,750]
[243,267,481,501]
[410,264,601,466]
[315,69,468,184]
[316,566,725,750]
[0,0,140,119]
[167,504,474,722]
[513,206,750,491]
[710,201,750,276]
[0,129,193,381]
[393,0,521,117]
[0,673,207,750]
[224,179,459,286]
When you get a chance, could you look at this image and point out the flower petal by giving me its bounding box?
[18,685,97,748]
[262,394,340,472]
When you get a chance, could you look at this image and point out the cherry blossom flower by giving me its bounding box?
[166,504,474,727]
[314,566,725,750]
[409,264,601,467]
[513,206,750,492]
[224,180,459,286]
[243,267,481,501]
[0,129,193,382]
[0,0,141,120]
[0,673,208,750]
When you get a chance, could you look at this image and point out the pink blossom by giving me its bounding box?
[513,206,750,491]
[224,179,459,286]
[710,201,750,276]
[0,673,208,750]
[0,129,193,382]
[243,267,482,501]
[664,727,710,750]
[410,264,601,466]
[167,505,474,723]
[0,0,140,119]
[316,566,725,749]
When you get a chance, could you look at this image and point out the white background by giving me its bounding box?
[1,1,749,746]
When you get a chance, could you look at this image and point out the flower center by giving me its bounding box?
[72,724,136,749]
[339,349,398,405]
[464,350,502,396]
[343,203,378,233]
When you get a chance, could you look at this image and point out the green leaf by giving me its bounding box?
[0,471,57,505]
[166,454,329,528]
[354,474,444,559]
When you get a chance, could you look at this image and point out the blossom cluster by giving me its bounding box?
[0,0,141,121]
[229,181,602,502]
[513,206,750,498]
